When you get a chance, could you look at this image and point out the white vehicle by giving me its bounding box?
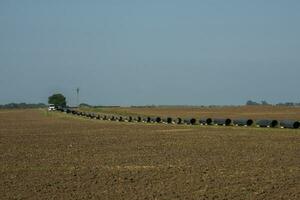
[48,104,56,111]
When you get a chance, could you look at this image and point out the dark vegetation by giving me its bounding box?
[0,102,46,109]
[48,93,66,107]
[246,100,300,106]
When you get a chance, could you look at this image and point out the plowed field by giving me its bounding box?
[1,109,299,200]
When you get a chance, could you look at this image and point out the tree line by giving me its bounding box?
[246,100,300,107]
[0,103,46,109]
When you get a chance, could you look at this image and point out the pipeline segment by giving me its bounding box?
[280,120,300,129]
[213,118,232,126]
[233,119,254,126]
[54,109,300,129]
[183,118,197,125]
[256,120,279,128]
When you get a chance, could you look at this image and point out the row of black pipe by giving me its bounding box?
[55,107,300,129]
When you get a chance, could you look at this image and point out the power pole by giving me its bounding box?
[76,87,80,107]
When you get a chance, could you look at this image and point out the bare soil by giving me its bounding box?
[1,109,299,200]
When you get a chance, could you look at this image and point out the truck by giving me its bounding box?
[48,104,56,111]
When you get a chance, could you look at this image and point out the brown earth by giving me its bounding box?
[88,106,300,120]
[0,109,300,200]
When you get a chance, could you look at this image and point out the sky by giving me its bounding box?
[0,0,299,106]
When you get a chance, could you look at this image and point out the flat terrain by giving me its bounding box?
[1,109,300,200]
[84,106,300,120]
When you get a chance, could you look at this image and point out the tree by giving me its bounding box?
[246,100,259,106]
[48,93,66,107]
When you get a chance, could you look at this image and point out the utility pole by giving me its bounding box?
[76,87,80,107]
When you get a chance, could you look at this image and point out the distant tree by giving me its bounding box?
[48,93,66,107]
[261,100,270,105]
[276,102,296,107]
[79,103,92,108]
[246,100,260,106]
[285,102,294,106]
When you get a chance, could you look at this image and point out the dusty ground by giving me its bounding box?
[0,109,299,200]
[86,106,300,120]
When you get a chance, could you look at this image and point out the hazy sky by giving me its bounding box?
[1,0,299,106]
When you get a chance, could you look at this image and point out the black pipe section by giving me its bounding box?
[118,116,124,122]
[155,117,162,123]
[150,117,156,123]
[199,118,206,125]
[280,120,300,129]
[137,116,142,122]
[128,116,133,122]
[256,120,271,127]
[190,118,197,125]
[166,117,173,124]
[110,116,116,121]
[161,117,173,124]
[162,118,168,123]
[206,118,214,125]
[117,116,123,121]
[146,117,152,123]
[233,119,254,126]
[183,118,196,125]
[175,118,183,124]
[256,119,279,128]
[183,118,189,124]
[214,118,232,126]
[270,120,279,128]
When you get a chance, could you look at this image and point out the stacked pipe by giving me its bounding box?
[54,108,300,129]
